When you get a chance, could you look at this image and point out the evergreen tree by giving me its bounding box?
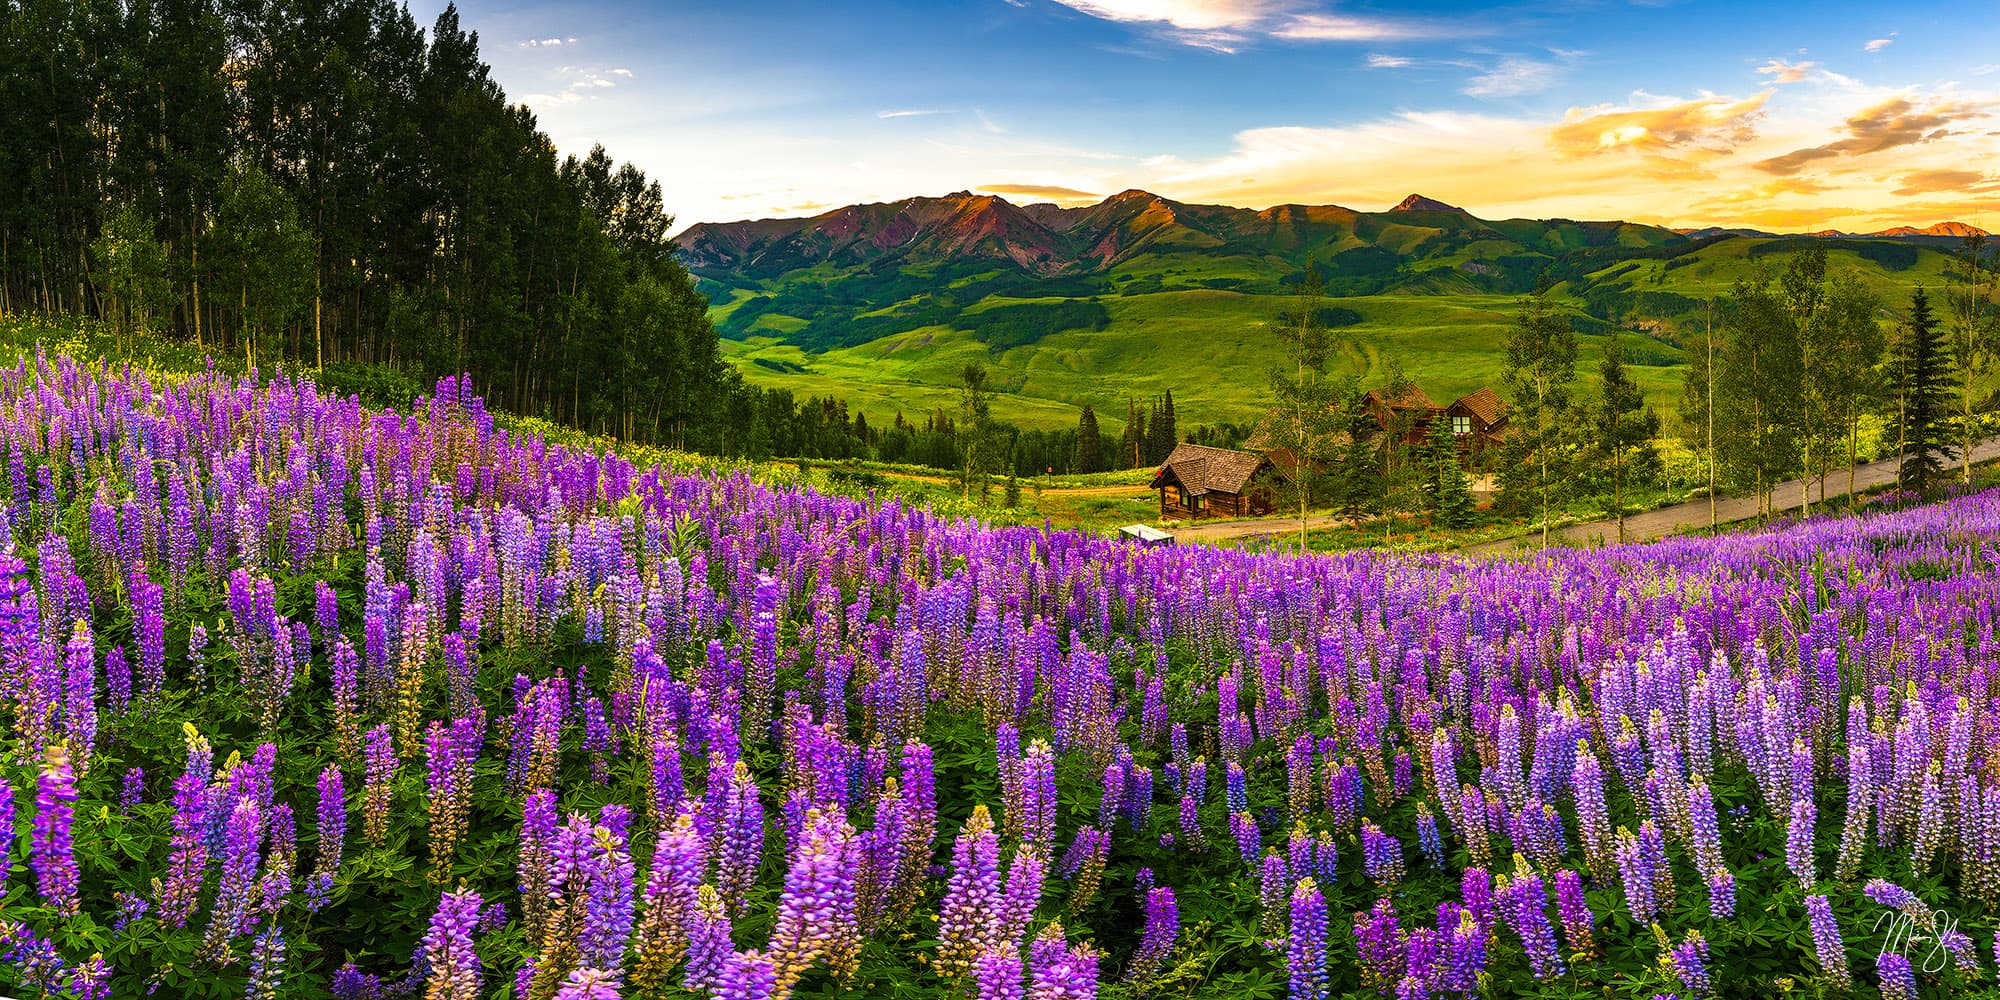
[1075,406,1102,473]
[1331,384,1381,519]
[1591,338,1660,543]
[1421,427,1475,529]
[1895,288,1955,491]
[1498,280,1580,544]
[0,1,743,450]
[1157,390,1177,459]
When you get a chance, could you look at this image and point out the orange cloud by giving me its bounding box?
[976,184,1102,200]
[1756,59,1815,84]
[1757,94,1992,175]
[1550,93,1770,158]
[1891,169,1997,197]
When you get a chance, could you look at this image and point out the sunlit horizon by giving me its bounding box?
[416,0,2000,234]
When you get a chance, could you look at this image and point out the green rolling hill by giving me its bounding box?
[678,190,1986,432]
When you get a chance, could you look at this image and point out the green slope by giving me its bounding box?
[685,193,1982,431]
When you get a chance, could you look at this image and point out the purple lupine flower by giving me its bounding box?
[1786,798,1816,887]
[1863,879,1923,915]
[1258,852,1290,937]
[201,795,264,962]
[1877,952,1917,1000]
[1125,886,1178,987]
[1804,895,1851,989]
[1667,931,1712,997]
[1706,869,1736,920]
[132,571,166,700]
[1415,804,1444,869]
[1502,871,1564,980]
[1461,867,1495,935]
[119,765,145,813]
[330,963,385,1000]
[1353,897,1405,994]
[308,765,346,911]
[716,760,764,911]
[581,821,638,970]
[157,731,214,927]
[1553,869,1595,960]
[1362,819,1405,887]
[247,926,287,999]
[554,968,624,1000]
[1613,825,1661,923]
[363,723,395,847]
[111,889,150,932]
[1287,877,1329,1000]
[1442,907,1485,993]
[685,886,735,994]
[31,742,80,916]
[1022,739,1058,853]
[940,805,1007,981]
[975,944,1026,1000]
[768,809,861,993]
[422,887,485,1000]
[719,949,777,1000]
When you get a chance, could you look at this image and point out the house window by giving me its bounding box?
[1166,485,1182,506]
[1452,415,1471,436]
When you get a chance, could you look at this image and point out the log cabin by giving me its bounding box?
[1149,442,1279,521]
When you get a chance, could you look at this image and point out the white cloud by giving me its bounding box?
[1865,37,1894,52]
[518,37,576,48]
[1464,58,1561,98]
[1366,53,1411,68]
[1271,13,1444,42]
[879,109,952,118]
[610,68,634,77]
[1042,0,1465,51]
[1757,59,1816,84]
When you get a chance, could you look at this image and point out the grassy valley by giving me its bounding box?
[685,192,1985,431]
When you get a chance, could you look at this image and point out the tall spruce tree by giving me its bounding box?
[1075,406,1102,473]
[1498,280,1580,545]
[1421,426,1475,529]
[1895,288,1955,492]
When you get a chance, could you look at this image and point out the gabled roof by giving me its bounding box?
[1450,387,1507,426]
[1149,442,1270,496]
[1363,384,1437,412]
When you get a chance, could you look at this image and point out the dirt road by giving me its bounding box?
[1464,436,2000,555]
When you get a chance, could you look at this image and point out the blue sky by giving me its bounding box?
[412,0,2000,232]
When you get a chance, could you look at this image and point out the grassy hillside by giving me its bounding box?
[690,193,1987,431]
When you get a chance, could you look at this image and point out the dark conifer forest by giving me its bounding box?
[0,1,739,448]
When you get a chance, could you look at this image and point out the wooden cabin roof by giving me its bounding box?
[1449,387,1506,426]
[1149,442,1269,496]
[1362,384,1437,412]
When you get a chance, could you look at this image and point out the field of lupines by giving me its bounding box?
[3,351,2000,999]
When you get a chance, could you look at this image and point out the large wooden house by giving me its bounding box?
[1148,442,1280,521]
[1441,386,1509,456]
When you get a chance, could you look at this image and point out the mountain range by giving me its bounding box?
[678,189,1984,288]
[679,189,1986,431]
